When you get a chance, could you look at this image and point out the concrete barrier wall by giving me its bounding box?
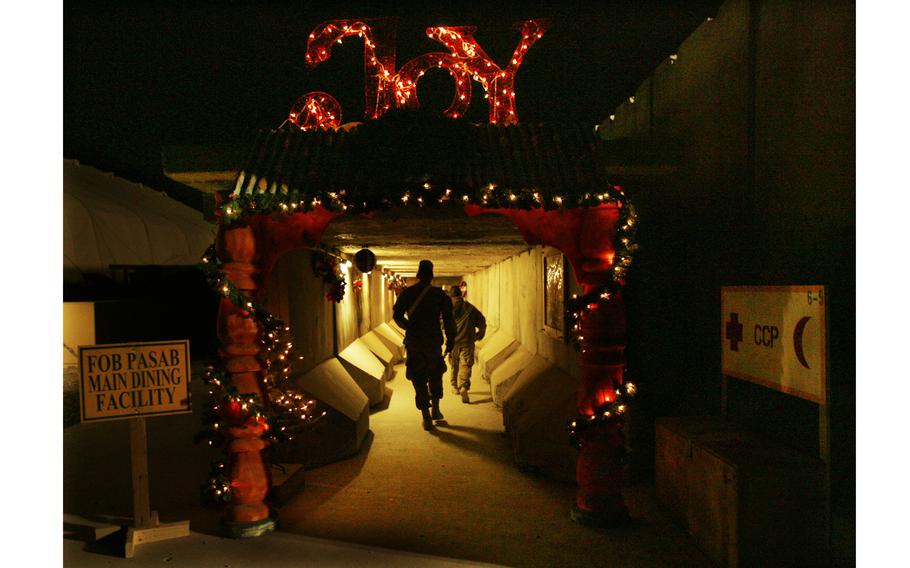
[266,249,399,372]
[338,339,388,406]
[265,249,335,376]
[368,270,391,329]
[372,323,404,363]
[292,358,369,422]
[335,262,360,353]
[502,354,580,483]
[361,330,396,368]
[490,346,535,408]
[467,247,581,381]
[596,0,854,497]
[357,267,370,337]
[476,329,517,383]
[275,357,370,468]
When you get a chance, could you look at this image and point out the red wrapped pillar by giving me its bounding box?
[569,204,631,526]
[210,205,343,537]
[572,290,630,525]
[216,225,275,537]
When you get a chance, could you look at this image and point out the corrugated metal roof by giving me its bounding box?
[231,116,612,206]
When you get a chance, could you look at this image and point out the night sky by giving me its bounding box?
[65,0,725,193]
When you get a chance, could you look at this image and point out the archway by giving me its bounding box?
[199,113,639,535]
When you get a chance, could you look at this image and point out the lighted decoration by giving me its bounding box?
[296,18,548,124]
[565,192,638,350]
[219,162,638,349]
[568,376,638,448]
[312,253,346,302]
[425,20,549,125]
[304,18,397,120]
[288,92,342,130]
[353,248,377,273]
[387,273,405,294]
[352,278,364,293]
[217,185,637,353]
[197,245,327,501]
[200,461,232,505]
[393,52,472,119]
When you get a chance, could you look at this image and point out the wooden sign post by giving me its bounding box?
[79,340,193,558]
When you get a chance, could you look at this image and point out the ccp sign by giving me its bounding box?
[721,286,826,403]
[79,340,191,423]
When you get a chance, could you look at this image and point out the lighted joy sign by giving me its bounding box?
[289,18,549,129]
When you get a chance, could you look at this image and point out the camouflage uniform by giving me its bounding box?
[448,298,487,395]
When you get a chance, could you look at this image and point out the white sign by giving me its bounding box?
[79,340,192,422]
[721,286,826,403]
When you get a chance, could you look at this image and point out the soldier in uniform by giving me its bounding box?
[448,285,487,404]
[393,260,456,431]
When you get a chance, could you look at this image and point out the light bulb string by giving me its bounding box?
[224,180,630,220]
[198,245,326,458]
[567,379,638,448]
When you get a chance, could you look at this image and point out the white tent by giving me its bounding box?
[63,159,215,281]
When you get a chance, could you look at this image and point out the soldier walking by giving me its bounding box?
[448,285,487,404]
[393,260,456,431]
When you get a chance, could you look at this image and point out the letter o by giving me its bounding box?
[393,52,472,118]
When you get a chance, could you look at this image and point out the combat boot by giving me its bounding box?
[460,387,470,404]
[421,408,434,431]
[430,398,444,421]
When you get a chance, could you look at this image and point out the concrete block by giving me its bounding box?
[389,319,407,338]
[361,330,396,367]
[291,357,369,422]
[269,407,371,469]
[490,346,534,409]
[476,330,517,383]
[502,355,580,483]
[338,339,387,406]
[371,323,404,363]
[272,358,371,468]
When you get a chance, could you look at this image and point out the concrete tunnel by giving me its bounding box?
[261,206,588,484]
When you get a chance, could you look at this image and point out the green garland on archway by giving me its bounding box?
[196,245,326,504]
[567,379,638,447]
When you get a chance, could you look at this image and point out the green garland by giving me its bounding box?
[312,252,347,302]
[565,195,638,350]
[219,181,635,226]
[197,245,326,504]
[218,175,638,349]
[567,378,638,448]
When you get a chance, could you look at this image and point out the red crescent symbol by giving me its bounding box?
[793,316,811,369]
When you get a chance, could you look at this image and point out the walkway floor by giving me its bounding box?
[63,363,714,567]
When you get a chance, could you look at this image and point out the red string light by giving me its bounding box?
[393,52,471,119]
[426,20,549,125]
[295,18,549,125]
[288,92,342,130]
[304,19,397,119]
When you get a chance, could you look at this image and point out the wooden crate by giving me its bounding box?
[654,416,747,525]
[688,438,827,568]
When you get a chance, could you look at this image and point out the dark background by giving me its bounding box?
[65,0,725,195]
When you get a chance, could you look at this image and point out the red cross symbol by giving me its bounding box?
[725,313,743,351]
